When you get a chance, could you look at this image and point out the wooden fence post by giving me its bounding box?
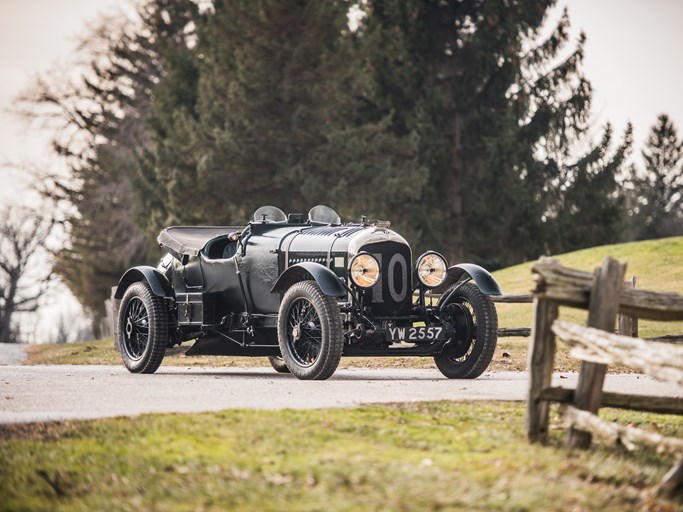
[526,297,559,443]
[618,276,638,337]
[655,457,683,500]
[567,257,626,449]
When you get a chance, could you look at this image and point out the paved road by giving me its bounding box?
[1,365,679,424]
[0,343,26,366]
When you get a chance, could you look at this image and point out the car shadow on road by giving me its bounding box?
[154,368,448,381]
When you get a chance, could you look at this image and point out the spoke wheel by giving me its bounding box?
[117,282,169,374]
[433,282,498,379]
[286,297,324,367]
[277,281,343,380]
[122,297,149,360]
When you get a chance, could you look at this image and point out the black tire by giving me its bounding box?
[433,282,498,379]
[268,356,290,373]
[117,282,169,374]
[277,281,343,380]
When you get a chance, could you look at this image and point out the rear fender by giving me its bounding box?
[114,266,174,299]
[271,262,346,298]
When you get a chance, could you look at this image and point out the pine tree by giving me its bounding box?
[631,114,683,238]
[549,124,632,253]
[147,0,426,232]
[359,2,631,266]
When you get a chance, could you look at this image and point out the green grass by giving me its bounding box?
[24,341,448,370]
[10,239,683,510]
[492,236,683,373]
[25,236,683,373]
[494,236,683,295]
[493,236,683,335]
[1,402,681,511]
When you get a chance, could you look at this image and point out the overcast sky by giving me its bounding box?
[566,0,683,151]
[0,0,129,205]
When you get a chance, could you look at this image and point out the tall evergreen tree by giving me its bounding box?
[146,0,426,234]
[359,2,630,266]
[549,124,632,253]
[630,114,683,239]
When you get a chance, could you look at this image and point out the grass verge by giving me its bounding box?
[1,402,681,511]
[25,339,529,372]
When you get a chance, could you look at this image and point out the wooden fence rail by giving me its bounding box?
[490,293,534,304]
[424,291,534,337]
[531,258,683,321]
[552,321,683,385]
[491,294,533,337]
[525,256,683,500]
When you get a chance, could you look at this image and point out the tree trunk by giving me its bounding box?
[0,309,13,343]
[449,112,465,263]
[0,323,9,343]
[0,278,18,343]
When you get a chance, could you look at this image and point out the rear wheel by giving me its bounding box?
[267,356,290,373]
[117,282,169,374]
[433,282,498,379]
[277,281,343,380]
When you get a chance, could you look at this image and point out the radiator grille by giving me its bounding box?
[361,241,412,316]
[304,226,364,237]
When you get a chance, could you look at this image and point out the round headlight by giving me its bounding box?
[349,253,380,288]
[416,252,448,288]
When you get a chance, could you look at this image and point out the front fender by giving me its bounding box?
[434,263,502,296]
[114,266,174,299]
[271,262,346,298]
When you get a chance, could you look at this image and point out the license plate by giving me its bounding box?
[386,326,446,342]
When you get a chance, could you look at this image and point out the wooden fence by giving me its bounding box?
[490,293,533,338]
[526,256,683,499]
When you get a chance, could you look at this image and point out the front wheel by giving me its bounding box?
[433,282,498,379]
[117,282,169,374]
[277,281,343,380]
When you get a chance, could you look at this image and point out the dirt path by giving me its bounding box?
[1,365,679,424]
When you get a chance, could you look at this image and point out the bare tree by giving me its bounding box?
[0,206,54,343]
[11,2,196,334]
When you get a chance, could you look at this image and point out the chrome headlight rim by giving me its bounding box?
[415,251,448,288]
[348,252,381,289]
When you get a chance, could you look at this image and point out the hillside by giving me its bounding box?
[493,236,683,294]
[492,236,683,344]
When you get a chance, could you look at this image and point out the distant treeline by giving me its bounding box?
[18,0,683,333]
